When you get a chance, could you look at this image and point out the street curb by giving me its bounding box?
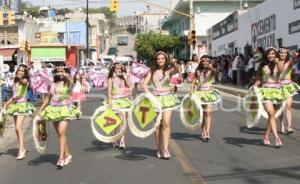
[215,86,300,110]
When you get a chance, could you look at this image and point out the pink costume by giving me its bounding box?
[130,62,150,84]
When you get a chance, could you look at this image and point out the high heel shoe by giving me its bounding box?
[287,127,294,135]
[64,155,72,166]
[119,141,125,150]
[275,137,283,148]
[57,158,65,169]
[16,149,27,160]
[162,149,171,160]
[263,136,270,145]
[156,150,161,159]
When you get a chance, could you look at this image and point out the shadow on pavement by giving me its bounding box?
[28,154,58,166]
[203,165,300,183]
[115,147,157,161]
[171,132,201,141]
[0,148,18,157]
[84,140,114,152]
[240,126,266,135]
[223,137,265,148]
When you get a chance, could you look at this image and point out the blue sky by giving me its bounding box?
[24,0,170,16]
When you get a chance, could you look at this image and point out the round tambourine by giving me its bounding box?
[128,93,162,138]
[32,116,50,154]
[91,105,127,143]
[261,101,286,119]
[243,86,263,128]
[180,94,203,131]
[0,109,8,137]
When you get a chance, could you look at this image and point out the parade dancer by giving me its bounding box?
[185,54,199,82]
[71,72,86,117]
[143,51,180,160]
[105,62,132,150]
[255,48,284,147]
[37,63,80,169]
[170,58,183,93]
[190,55,221,142]
[278,48,299,134]
[4,64,35,160]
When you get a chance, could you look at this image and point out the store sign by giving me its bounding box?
[289,19,300,34]
[212,12,238,40]
[294,0,300,9]
[31,47,66,62]
[35,32,64,44]
[251,14,276,49]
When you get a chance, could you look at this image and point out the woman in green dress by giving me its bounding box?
[190,55,221,142]
[278,48,299,134]
[4,64,35,160]
[37,63,80,169]
[143,51,180,160]
[255,48,285,147]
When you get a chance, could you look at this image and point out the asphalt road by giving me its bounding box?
[1,88,300,184]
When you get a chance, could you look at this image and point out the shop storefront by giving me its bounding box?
[30,46,66,64]
[0,48,18,72]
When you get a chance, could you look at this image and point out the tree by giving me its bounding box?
[21,2,40,17]
[81,7,116,29]
[134,33,180,64]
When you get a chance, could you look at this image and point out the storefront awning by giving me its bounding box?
[31,47,66,62]
[0,48,17,61]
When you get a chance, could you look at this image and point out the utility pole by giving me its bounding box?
[86,0,89,59]
[240,0,243,10]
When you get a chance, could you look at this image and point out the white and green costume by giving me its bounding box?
[7,83,35,116]
[152,70,180,111]
[40,82,80,121]
[192,70,221,104]
[258,65,284,104]
[279,62,300,99]
[103,77,132,111]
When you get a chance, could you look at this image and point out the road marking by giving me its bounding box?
[170,139,207,184]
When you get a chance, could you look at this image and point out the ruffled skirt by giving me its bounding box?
[281,83,300,99]
[7,102,35,116]
[192,89,222,104]
[258,87,284,104]
[103,98,132,111]
[155,94,180,111]
[40,105,81,122]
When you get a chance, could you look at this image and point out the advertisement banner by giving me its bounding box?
[251,14,276,49]
[31,47,66,62]
[35,32,64,44]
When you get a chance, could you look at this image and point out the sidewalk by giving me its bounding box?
[176,82,300,109]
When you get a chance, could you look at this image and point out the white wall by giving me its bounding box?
[211,0,300,56]
[195,12,231,36]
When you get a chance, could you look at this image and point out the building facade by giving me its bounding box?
[162,0,264,60]
[210,0,300,56]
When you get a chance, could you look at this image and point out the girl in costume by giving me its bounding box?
[143,51,180,160]
[185,54,199,82]
[170,58,183,93]
[4,64,35,160]
[278,48,299,134]
[105,62,131,150]
[255,48,284,147]
[190,55,221,142]
[37,63,80,169]
[71,72,86,115]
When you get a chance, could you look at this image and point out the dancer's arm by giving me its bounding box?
[142,72,151,94]
[37,94,51,114]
